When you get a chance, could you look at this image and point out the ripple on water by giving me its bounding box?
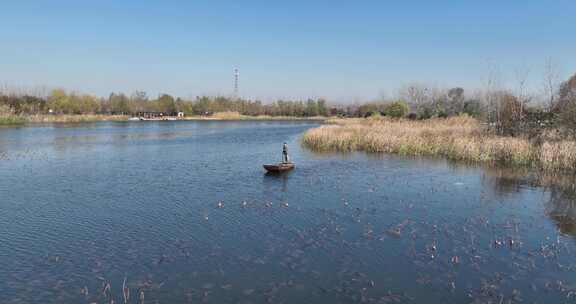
[1,121,576,303]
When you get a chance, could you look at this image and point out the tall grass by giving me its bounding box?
[0,112,128,126]
[0,110,323,126]
[0,115,26,125]
[26,114,128,123]
[301,115,576,172]
[0,105,26,125]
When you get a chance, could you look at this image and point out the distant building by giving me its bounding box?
[134,111,165,119]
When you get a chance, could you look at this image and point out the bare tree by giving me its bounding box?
[399,83,430,115]
[429,87,449,116]
[543,57,560,111]
[482,62,503,125]
[514,64,531,116]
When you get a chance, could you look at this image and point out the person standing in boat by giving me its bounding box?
[282,142,289,163]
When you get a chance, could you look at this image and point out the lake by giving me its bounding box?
[1,121,575,303]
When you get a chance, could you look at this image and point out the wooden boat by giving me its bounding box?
[263,162,295,172]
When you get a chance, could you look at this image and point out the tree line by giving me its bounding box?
[0,89,330,117]
[2,65,576,136]
[332,69,576,137]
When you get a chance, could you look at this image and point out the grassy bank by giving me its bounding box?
[301,115,576,172]
[0,105,27,125]
[182,111,326,121]
[0,112,325,126]
[0,114,129,125]
[26,114,129,123]
[0,114,27,125]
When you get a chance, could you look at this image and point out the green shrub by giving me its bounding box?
[417,107,434,120]
[463,100,482,117]
[0,116,26,125]
[384,101,410,118]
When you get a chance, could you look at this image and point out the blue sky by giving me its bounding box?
[1,0,575,102]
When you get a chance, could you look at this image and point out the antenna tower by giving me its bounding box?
[234,68,239,97]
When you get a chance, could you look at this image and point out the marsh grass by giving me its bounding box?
[0,110,323,126]
[0,115,26,125]
[0,112,129,125]
[0,105,26,125]
[26,114,129,123]
[302,115,576,172]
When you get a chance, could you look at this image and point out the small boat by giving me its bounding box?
[263,162,295,173]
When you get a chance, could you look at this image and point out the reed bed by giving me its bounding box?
[0,105,26,125]
[302,115,576,172]
[0,111,323,126]
[0,114,129,125]
[0,114,26,125]
[26,114,129,123]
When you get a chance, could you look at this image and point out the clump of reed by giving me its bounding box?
[0,115,26,125]
[301,115,576,172]
[0,107,129,125]
[25,114,128,123]
[0,104,26,125]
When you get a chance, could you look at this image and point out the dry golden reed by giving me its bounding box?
[301,115,576,171]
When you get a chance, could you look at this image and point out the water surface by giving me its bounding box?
[1,121,575,303]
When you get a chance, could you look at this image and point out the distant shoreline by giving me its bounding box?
[0,113,327,126]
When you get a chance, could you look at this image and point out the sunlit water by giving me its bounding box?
[1,121,575,303]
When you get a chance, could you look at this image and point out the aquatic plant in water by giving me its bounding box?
[301,115,576,171]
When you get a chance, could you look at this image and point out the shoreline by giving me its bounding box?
[178,115,326,121]
[0,114,326,126]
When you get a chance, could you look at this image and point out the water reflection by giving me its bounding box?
[547,188,576,235]
[480,167,576,236]
[263,171,291,194]
[482,169,526,196]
